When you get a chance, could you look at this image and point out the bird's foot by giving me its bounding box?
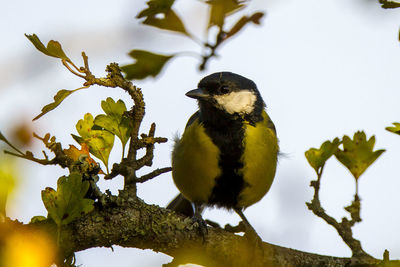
[192,212,208,243]
[243,225,263,247]
[234,208,264,254]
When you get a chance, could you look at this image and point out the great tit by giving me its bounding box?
[168,72,279,237]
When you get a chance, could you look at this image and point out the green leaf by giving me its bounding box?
[73,113,115,172]
[334,131,385,180]
[41,172,94,226]
[94,98,132,152]
[0,157,17,218]
[33,87,88,121]
[29,216,47,223]
[137,0,188,36]
[143,10,189,36]
[379,0,400,9]
[386,122,400,135]
[206,0,246,28]
[305,138,340,175]
[25,34,70,61]
[137,0,175,17]
[225,12,264,39]
[121,50,174,80]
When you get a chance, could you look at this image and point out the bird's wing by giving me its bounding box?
[166,111,200,216]
[185,111,200,129]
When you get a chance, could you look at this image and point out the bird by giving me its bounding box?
[167,71,279,239]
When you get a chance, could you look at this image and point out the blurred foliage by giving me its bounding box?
[123,0,265,79]
[207,0,245,28]
[121,50,174,80]
[137,0,190,36]
[0,225,56,267]
[0,157,17,220]
[378,0,400,8]
[10,121,34,147]
[386,122,400,135]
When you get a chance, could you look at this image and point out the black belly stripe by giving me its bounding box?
[199,108,247,208]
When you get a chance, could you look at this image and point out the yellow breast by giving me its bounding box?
[237,111,278,207]
[172,119,221,204]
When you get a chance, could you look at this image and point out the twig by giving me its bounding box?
[135,167,172,183]
[306,171,375,262]
[62,60,86,78]
[4,150,55,165]
[0,132,24,155]
[199,26,226,71]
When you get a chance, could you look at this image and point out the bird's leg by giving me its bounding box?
[193,203,208,242]
[234,208,263,246]
[234,208,265,267]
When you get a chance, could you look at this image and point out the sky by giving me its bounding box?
[1,0,400,266]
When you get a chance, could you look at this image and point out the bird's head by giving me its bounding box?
[186,72,265,118]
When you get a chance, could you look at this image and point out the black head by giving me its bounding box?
[186,72,265,117]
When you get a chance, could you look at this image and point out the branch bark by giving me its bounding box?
[26,197,397,267]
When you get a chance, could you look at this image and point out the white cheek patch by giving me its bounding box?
[214,90,257,114]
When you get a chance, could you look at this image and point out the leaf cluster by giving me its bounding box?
[305,131,385,182]
[41,173,94,227]
[1,35,173,264]
[122,0,265,79]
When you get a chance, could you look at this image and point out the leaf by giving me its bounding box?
[225,12,264,39]
[94,98,132,150]
[206,0,246,28]
[137,0,175,17]
[305,138,340,175]
[73,113,115,172]
[379,0,400,9]
[121,50,174,80]
[33,87,88,121]
[386,122,400,135]
[30,216,47,223]
[25,34,70,61]
[0,157,17,218]
[143,10,189,36]
[41,172,94,226]
[137,0,189,36]
[334,131,385,180]
[63,144,104,174]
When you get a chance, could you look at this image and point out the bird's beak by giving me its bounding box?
[185,88,210,99]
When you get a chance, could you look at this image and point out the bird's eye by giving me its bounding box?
[219,85,229,94]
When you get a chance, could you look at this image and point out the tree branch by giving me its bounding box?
[24,197,398,267]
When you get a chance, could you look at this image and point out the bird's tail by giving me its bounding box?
[166,193,194,217]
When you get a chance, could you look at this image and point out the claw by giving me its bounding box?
[193,204,208,243]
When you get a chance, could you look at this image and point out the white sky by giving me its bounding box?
[1,0,400,266]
